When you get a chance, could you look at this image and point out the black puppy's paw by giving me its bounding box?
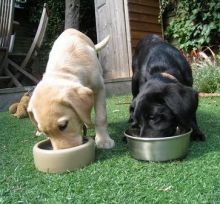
[122,135,127,143]
[191,130,206,141]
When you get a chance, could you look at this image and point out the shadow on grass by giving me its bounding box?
[186,109,220,160]
[94,120,130,162]
[94,109,220,163]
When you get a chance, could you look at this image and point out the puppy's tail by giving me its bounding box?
[95,35,110,52]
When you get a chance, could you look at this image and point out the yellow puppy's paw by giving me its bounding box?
[95,137,115,149]
[35,130,43,137]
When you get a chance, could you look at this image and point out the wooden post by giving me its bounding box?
[65,0,80,29]
[94,0,131,80]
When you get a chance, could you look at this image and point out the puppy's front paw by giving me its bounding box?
[191,130,206,141]
[95,137,115,149]
[35,130,43,137]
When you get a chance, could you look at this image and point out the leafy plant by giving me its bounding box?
[26,0,96,74]
[163,0,220,52]
[193,64,220,93]
[192,50,220,93]
[28,0,65,49]
[28,0,96,48]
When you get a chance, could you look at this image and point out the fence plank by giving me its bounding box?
[129,13,159,24]
[128,0,159,7]
[128,0,162,53]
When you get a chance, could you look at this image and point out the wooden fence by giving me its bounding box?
[95,0,162,80]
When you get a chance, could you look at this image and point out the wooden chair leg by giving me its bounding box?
[8,59,39,84]
[5,67,23,87]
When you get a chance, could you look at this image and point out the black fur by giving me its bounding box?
[129,34,205,140]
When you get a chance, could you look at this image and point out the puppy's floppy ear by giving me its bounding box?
[64,86,94,127]
[163,83,198,127]
[129,98,136,124]
[27,103,38,127]
[130,97,142,128]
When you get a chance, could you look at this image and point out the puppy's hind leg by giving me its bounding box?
[94,86,115,149]
[191,114,205,141]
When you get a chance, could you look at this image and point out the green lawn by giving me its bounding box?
[0,95,220,204]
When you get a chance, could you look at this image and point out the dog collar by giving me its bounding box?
[161,72,178,81]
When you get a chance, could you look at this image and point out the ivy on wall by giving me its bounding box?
[161,0,220,52]
[25,0,220,54]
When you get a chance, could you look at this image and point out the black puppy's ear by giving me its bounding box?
[163,83,198,128]
[129,98,139,128]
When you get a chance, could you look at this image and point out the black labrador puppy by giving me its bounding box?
[129,34,205,141]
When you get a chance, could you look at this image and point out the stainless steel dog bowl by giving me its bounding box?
[124,129,192,162]
[33,137,95,173]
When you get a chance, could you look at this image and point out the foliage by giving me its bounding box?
[162,0,220,52]
[79,0,97,43]
[28,0,65,48]
[28,0,96,48]
[159,0,175,22]
[27,0,96,72]
[192,63,220,93]
[191,48,220,93]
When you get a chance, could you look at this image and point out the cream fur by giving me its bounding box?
[28,29,114,150]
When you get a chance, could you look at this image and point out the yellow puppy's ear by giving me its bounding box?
[28,109,38,127]
[65,86,94,127]
[27,110,42,137]
[27,102,38,127]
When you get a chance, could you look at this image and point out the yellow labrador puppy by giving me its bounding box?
[28,28,115,150]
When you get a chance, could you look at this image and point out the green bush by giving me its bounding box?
[28,0,96,48]
[192,63,220,93]
[26,0,96,75]
[162,0,220,52]
[28,0,65,49]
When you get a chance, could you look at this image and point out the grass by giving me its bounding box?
[1,95,220,204]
